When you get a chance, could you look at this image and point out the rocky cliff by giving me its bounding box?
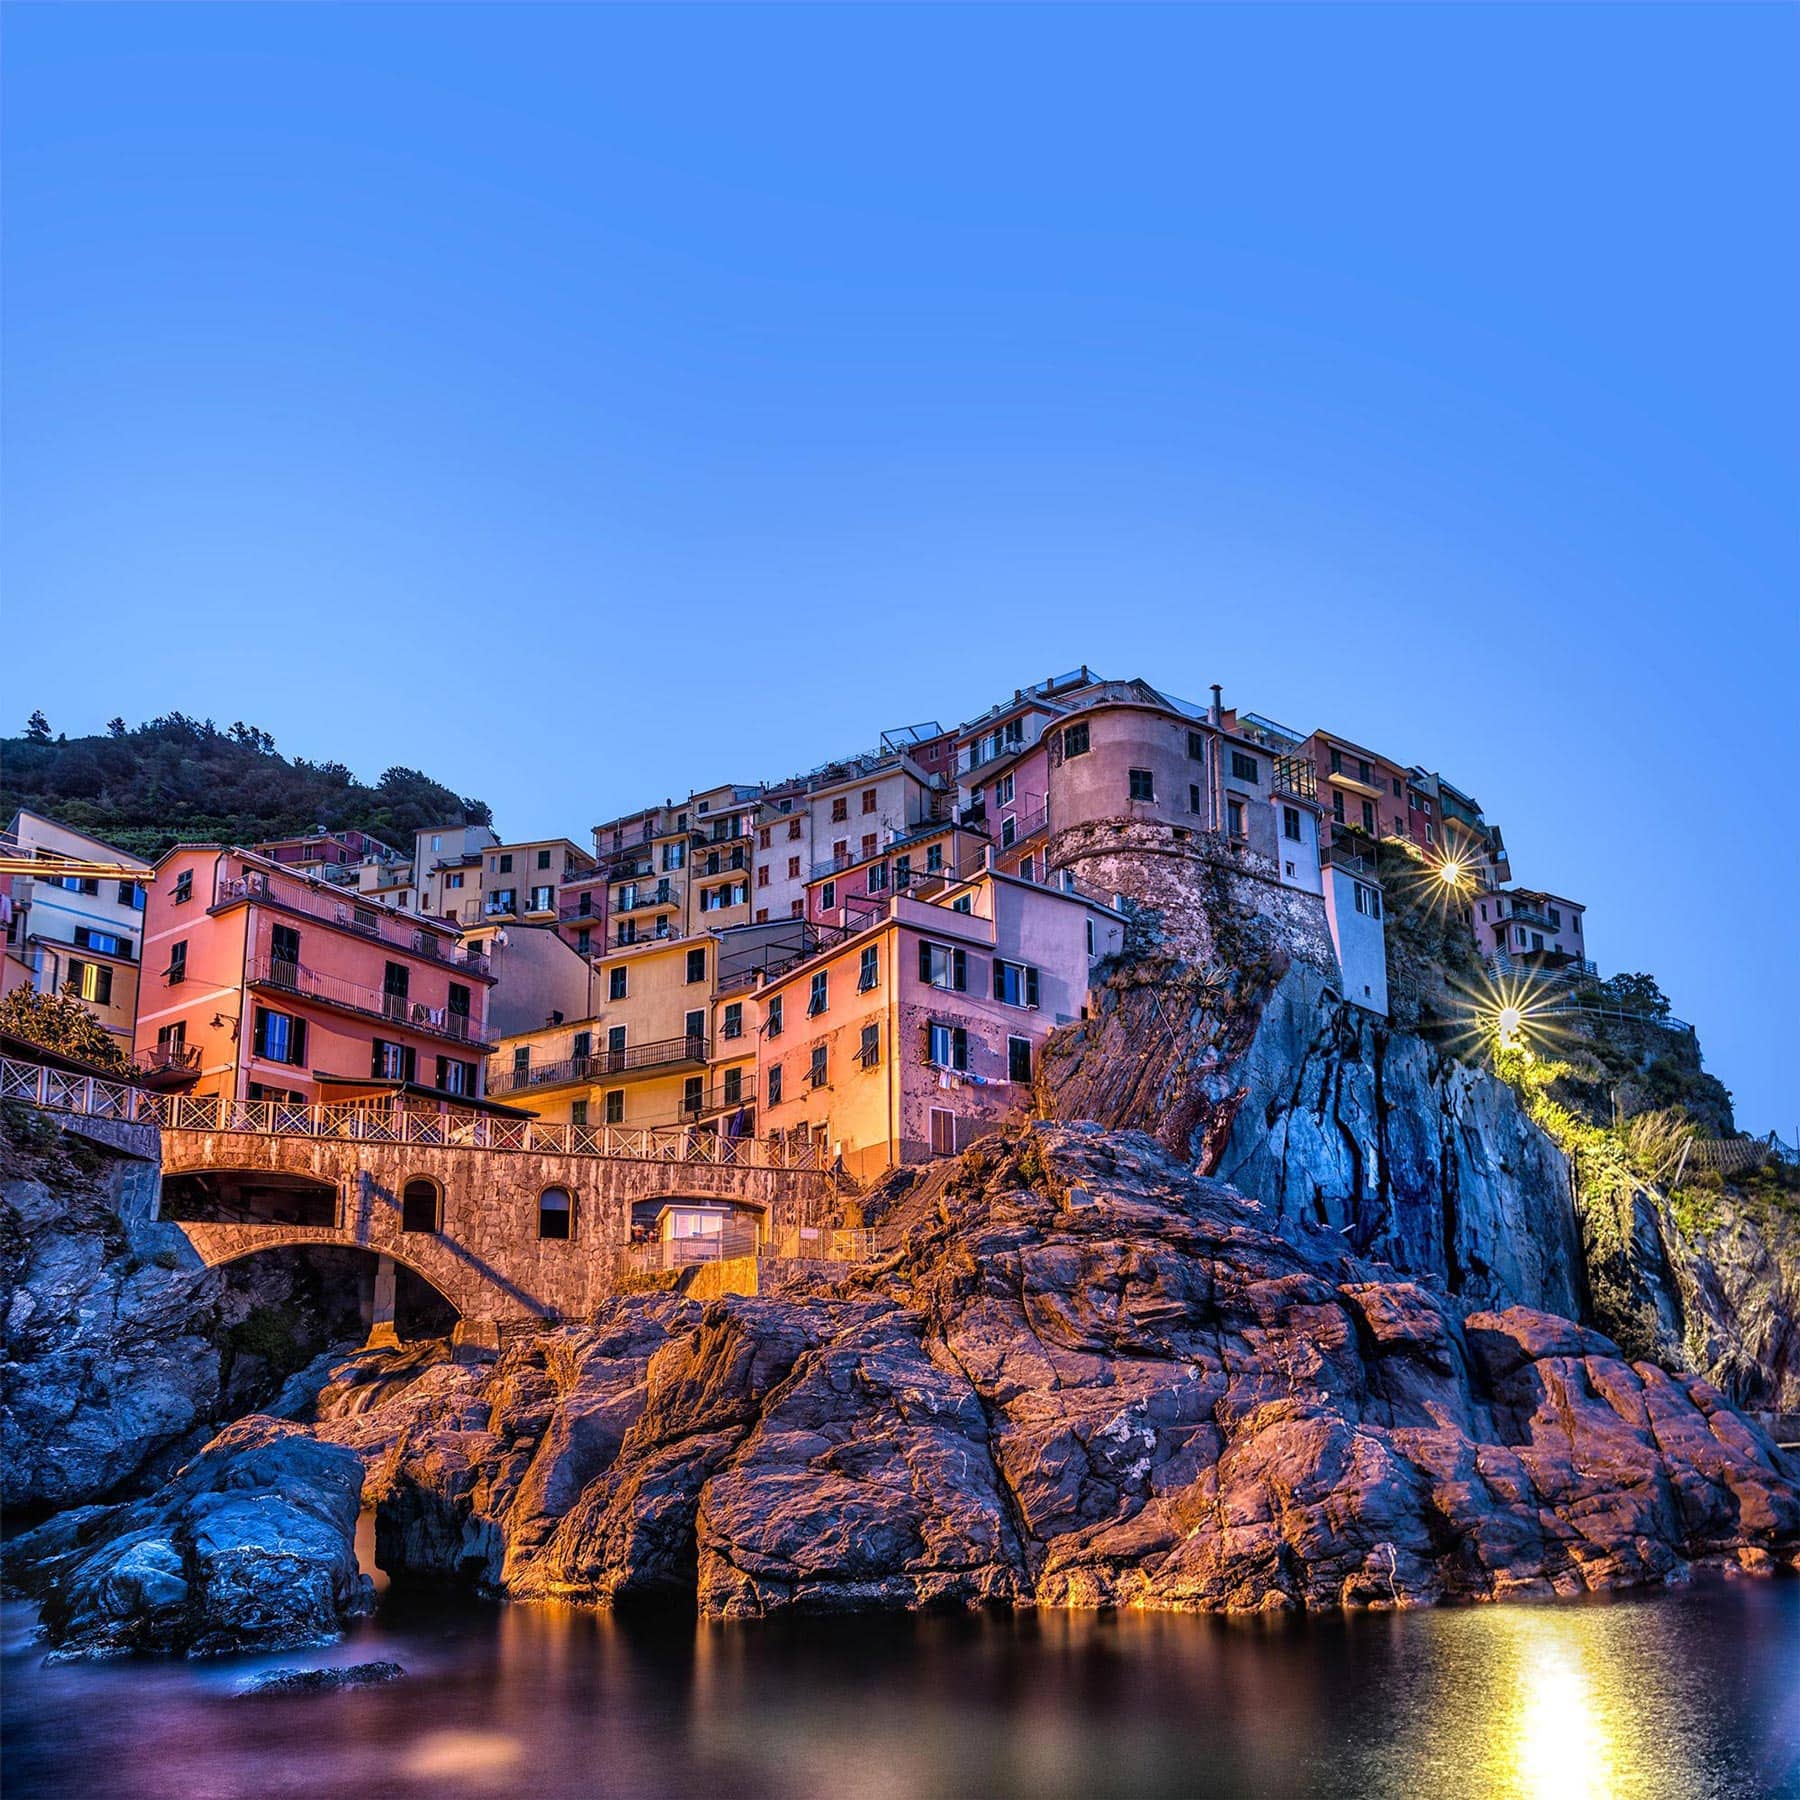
[242,1123,1800,1624]
[0,1104,367,1517]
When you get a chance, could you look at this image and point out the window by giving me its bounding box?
[1187,731,1206,762]
[571,1029,592,1062]
[530,885,554,912]
[723,1002,743,1040]
[1332,791,1346,824]
[120,880,145,910]
[951,894,973,914]
[861,788,878,814]
[1128,768,1154,802]
[1227,798,1246,838]
[67,959,113,1005]
[858,1023,881,1069]
[859,944,880,991]
[767,1065,783,1106]
[683,1075,704,1115]
[1353,882,1382,919]
[537,849,552,870]
[604,1089,625,1124]
[686,948,707,983]
[1283,806,1302,842]
[1062,722,1090,759]
[1357,760,1371,785]
[448,983,470,1027]
[382,960,410,1021]
[1391,778,1403,798]
[791,900,804,918]
[436,1056,475,1096]
[402,1180,439,1233]
[757,866,771,888]
[925,844,943,873]
[723,1066,743,1104]
[919,941,968,991]
[831,797,849,822]
[512,1045,532,1078]
[767,995,784,1037]
[820,880,836,911]
[993,960,1040,1007]
[75,927,128,957]
[373,1039,413,1081]
[155,1020,186,1057]
[1189,784,1202,815]
[1000,816,1017,848]
[894,855,912,890]
[809,1046,828,1088]
[1548,908,1563,929]
[788,819,802,841]
[1329,748,1343,775]
[173,869,194,904]
[571,1100,589,1127]
[1361,800,1376,835]
[926,1022,969,1070]
[252,1006,306,1065]
[787,856,801,879]
[1231,752,1259,784]
[808,971,829,1016]
[1086,919,1096,957]
[167,940,188,985]
[996,773,1015,805]
[609,966,628,1001]
[1008,1036,1033,1084]
[685,1008,706,1046]
[497,854,514,874]
[60,875,100,897]
[576,928,591,956]
[431,835,443,852]
[447,872,464,890]
[867,862,888,891]
[930,1107,958,1156]
[606,1024,627,1065]
[861,833,878,859]
[489,888,517,914]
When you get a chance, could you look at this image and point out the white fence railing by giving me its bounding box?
[0,1054,824,1173]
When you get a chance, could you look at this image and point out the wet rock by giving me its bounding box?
[236,1659,405,1696]
[9,1417,371,1657]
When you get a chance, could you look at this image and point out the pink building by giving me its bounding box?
[133,846,501,1111]
[754,858,1125,1180]
[1473,888,1588,967]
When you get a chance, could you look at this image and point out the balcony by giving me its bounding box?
[611,922,684,950]
[1272,756,1318,801]
[956,729,1028,778]
[142,1042,202,1076]
[615,882,680,914]
[1325,761,1386,800]
[215,873,485,973]
[484,1033,710,1096]
[247,954,494,1048]
[558,895,606,923]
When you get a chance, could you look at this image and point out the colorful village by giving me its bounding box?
[2,670,1588,1225]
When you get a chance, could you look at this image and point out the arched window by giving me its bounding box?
[538,1185,572,1241]
[401,1178,440,1234]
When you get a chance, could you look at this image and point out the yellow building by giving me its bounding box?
[485,931,715,1130]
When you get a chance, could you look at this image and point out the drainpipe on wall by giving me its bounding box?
[1207,685,1226,834]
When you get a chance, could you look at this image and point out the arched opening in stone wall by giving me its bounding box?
[401,1177,442,1234]
[161,1168,338,1228]
[213,1243,460,1357]
[538,1185,573,1240]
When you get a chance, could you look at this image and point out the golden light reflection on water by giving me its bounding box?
[1508,1630,1619,1800]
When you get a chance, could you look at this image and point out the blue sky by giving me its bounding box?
[6,6,1796,1130]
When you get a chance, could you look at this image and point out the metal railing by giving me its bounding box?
[0,1053,825,1171]
[615,1221,873,1275]
[484,1033,711,1095]
[213,873,483,970]
[247,955,491,1046]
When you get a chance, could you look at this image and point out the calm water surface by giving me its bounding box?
[5,1576,1799,1799]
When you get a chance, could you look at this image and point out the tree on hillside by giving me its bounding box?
[0,989,134,1073]
[24,711,51,743]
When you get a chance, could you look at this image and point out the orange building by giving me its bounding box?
[133,845,499,1109]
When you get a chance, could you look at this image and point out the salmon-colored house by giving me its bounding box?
[755,856,1125,1180]
[133,846,499,1110]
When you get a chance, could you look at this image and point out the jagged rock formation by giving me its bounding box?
[0,1106,369,1516]
[1040,958,1584,1319]
[6,1417,370,1658]
[283,1125,1800,1621]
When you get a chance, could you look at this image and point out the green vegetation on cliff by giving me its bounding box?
[3,711,489,859]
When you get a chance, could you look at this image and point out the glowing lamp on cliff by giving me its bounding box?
[1437,857,1468,889]
[1496,1005,1525,1050]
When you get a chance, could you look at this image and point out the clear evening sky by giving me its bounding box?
[5,7,1795,1131]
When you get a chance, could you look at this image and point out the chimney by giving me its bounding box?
[1209,684,1223,727]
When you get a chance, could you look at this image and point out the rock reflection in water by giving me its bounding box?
[4,1581,1799,1798]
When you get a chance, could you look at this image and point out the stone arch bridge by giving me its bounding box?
[1,1057,833,1333]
